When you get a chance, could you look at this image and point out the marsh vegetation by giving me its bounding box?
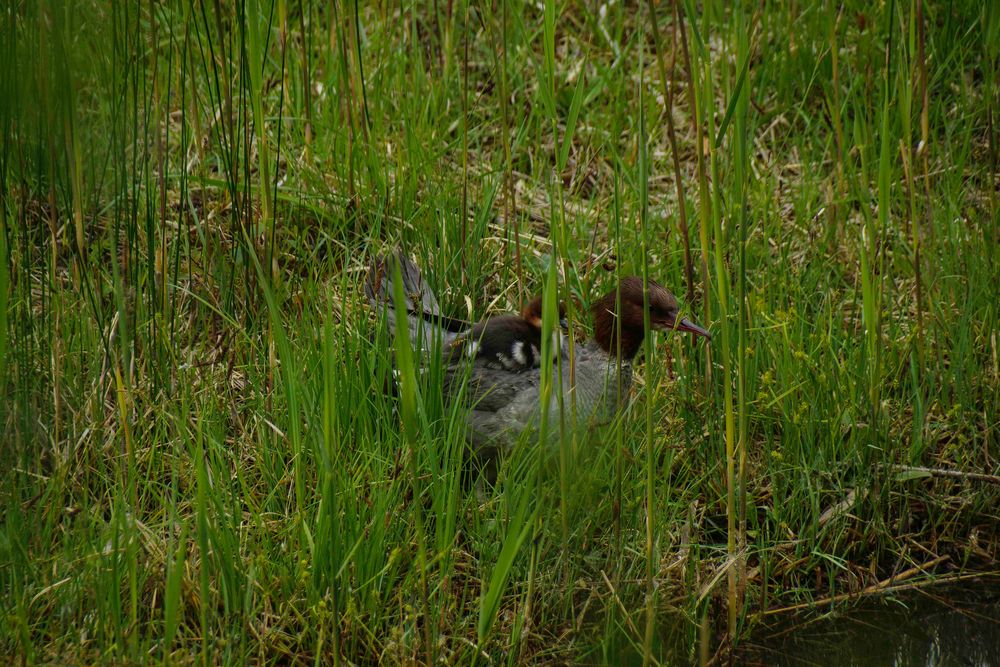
[1,0,997,663]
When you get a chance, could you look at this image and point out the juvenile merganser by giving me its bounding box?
[365,253,710,456]
[449,295,568,372]
[364,253,566,372]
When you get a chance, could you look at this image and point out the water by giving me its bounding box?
[742,584,1000,666]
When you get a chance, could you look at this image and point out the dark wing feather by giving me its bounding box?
[449,315,541,372]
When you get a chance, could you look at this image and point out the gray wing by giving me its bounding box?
[444,361,542,412]
[446,342,630,456]
[454,366,544,454]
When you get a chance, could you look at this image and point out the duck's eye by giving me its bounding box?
[656,308,677,324]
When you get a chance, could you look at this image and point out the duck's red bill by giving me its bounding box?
[675,317,711,340]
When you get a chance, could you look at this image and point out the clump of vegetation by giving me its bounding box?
[1,0,997,663]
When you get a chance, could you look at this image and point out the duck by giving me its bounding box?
[448,294,568,372]
[365,252,710,457]
[364,253,566,372]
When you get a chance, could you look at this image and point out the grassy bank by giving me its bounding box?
[1,0,997,663]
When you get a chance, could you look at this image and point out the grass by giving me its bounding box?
[1,0,998,663]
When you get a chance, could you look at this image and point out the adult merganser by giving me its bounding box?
[365,253,710,455]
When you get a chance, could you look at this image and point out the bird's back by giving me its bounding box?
[452,342,632,454]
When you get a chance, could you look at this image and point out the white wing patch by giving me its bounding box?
[511,341,527,366]
[465,339,480,358]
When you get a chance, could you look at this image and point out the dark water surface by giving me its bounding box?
[741,584,1000,666]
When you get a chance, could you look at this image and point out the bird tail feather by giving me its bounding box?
[365,252,465,350]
